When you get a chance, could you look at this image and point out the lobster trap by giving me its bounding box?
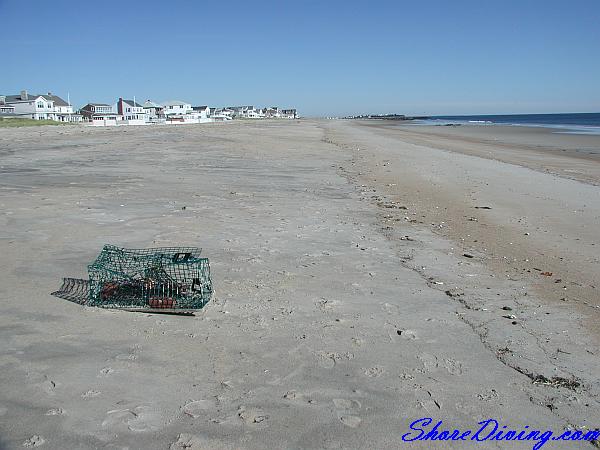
[87,245,212,311]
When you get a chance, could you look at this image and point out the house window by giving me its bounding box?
[37,102,44,108]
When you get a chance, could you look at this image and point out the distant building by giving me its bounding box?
[117,98,147,125]
[0,90,81,122]
[264,107,281,118]
[162,100,193,117]
[143,100,165,123]
[281,108,297,119]
[192,105,211,122]
[45,92,81,122]
[80,103,120,126]
[0,96,16,116]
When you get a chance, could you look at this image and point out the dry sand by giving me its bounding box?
[0,120,599,449]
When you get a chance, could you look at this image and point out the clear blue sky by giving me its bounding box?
[1,0,599,116]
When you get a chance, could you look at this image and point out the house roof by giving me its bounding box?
[1,93,70,106]
[192,105,209,111]
[3,93,46,103]
[86,103,111,107]
[121,99,143,108]
[43,94,69,106]
[143,100,162,108]
[161,100,191,107]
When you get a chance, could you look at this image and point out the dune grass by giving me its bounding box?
[0,118,76,128]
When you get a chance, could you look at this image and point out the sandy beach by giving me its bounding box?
[1,120,599,449]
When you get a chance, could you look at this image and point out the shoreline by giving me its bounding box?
[354,120,600,186]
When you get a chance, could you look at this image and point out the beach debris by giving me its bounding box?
[53,245,212,313]
[516,368,581,390]
[502,306,513,311]
[541,271,553,277]
[22,435,45,448]
[502,314,517,320]
[462,253,474,258]
[475,206,492,210]
[444,289,464,298]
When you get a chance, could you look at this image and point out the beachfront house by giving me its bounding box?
[192,105,211,122]
[264,107,282,118]
[143,100,165,123]
[0,90,82,122]
[45,93,82,122]
[162,100,192,117]
[162,100,208,124]
[80,103,120,126]
[0,96,16,116]
[211,107,234,121]
[242,106,260,118]
[117,98,147,125]
[1,90,57,120]
[281,108,297,119]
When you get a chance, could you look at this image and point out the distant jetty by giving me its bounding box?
[342,114,429,120]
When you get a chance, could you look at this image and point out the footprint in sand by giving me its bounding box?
[22,435,45,447]
[381,303,401,315]
[477,389,499,401]
[396,329,418,340]
[45,408,64,416]
[444,358,463,375]
[99,367,114,376]
[351,337,363,347]
[340,415,362,428]
[415,388,442,413]
[182,400,214,418]
[39,378,58,396]
[316,298,339,313]
[102,406,163,432]
[333,398,362,428]
[333,399,361,410]
[283,391,298,400]
[363,366,384,377]
[417,353,439,372]
[315,351,355,369]
[81,390,101,399]
[170,433,235,450]
[237,406,268,424]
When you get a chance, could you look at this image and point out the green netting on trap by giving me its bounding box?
[88,245,212,310]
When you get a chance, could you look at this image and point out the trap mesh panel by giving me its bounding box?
[88,245,212,310]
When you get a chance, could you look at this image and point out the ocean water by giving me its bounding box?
[418,113,600,135]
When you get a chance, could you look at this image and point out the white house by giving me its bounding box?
[211,107,234,121]
[0,90,82,122]
[45,93,82,122]
[192,105,211,123]
[264,107,282,118]
[237,106,261,119]
[80,103,120,126]
[117,98,148,125]
[162,100,192,117]
[143,100,165,123]
[162,100,209,124]
[281,108,298,119]
[2,90,57,120]
[0,97,16,116]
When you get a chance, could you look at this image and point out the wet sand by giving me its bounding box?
[0,120,599,449]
